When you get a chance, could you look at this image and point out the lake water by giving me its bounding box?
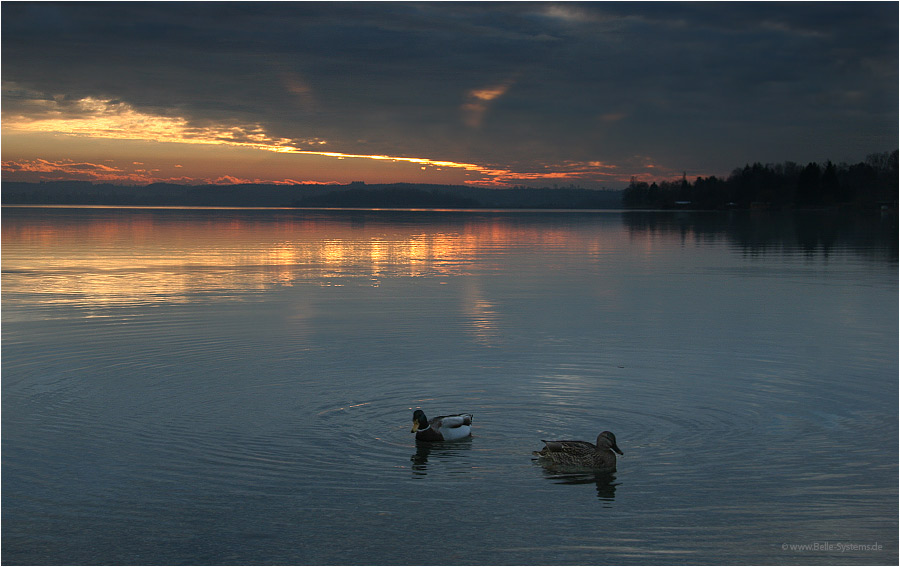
[2,206,897,565]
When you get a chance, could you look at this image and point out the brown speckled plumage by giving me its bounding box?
[533,431,623,472]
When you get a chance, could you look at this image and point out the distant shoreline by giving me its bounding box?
[1,181,625,210]
[3,154,895,213]
[1,203,632,214]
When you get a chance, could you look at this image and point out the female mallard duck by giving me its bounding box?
[533,431,623,472]
[410,410,473,442]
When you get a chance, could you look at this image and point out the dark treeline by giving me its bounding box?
[623,150,898,210]
[0,181,624,209]
[3,151,896,210]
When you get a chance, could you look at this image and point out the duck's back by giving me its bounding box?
[434,413,473,441]
[435,413,473,429]
[539,440,595,454]
[534,440,615,470]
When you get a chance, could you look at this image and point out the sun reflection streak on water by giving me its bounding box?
[1,208,627,310]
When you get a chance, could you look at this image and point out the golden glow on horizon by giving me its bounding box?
[3,96,319,151]
[283,148,515,181]
[3,96,530,184]
[2,94,686,186]
[0,155,324,185]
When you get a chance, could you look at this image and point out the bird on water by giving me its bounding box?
[410,410,473,442]
[533,430,623,472]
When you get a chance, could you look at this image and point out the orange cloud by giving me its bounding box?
[3,94,646,187]
[3,157,121,175]
[0,158,322,186]
[210,175,330,186]
[462,79,515,128]
[3,96,322,151]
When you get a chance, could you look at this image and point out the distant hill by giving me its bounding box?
[0,181,625,209]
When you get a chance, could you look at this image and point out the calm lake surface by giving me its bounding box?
[2,206,897,565]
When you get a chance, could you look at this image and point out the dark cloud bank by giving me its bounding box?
[2,1,897,181]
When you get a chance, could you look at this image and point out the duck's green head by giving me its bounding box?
[411,409,428,433]
[598,431,624,455]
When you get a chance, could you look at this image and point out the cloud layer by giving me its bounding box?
[2,2,897,187]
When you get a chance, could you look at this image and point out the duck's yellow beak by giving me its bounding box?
[411,421,420,433]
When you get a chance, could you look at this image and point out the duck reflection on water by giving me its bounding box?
[410,437,475,476]
[541,469,619,501]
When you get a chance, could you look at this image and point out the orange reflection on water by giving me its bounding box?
[2,208,623,309]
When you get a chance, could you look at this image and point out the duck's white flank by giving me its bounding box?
[437,421,471,441]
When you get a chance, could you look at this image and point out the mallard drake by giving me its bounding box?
[410,410,473,442]
[533,431,623,472]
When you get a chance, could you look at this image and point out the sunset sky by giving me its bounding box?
[2,2,897,188]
